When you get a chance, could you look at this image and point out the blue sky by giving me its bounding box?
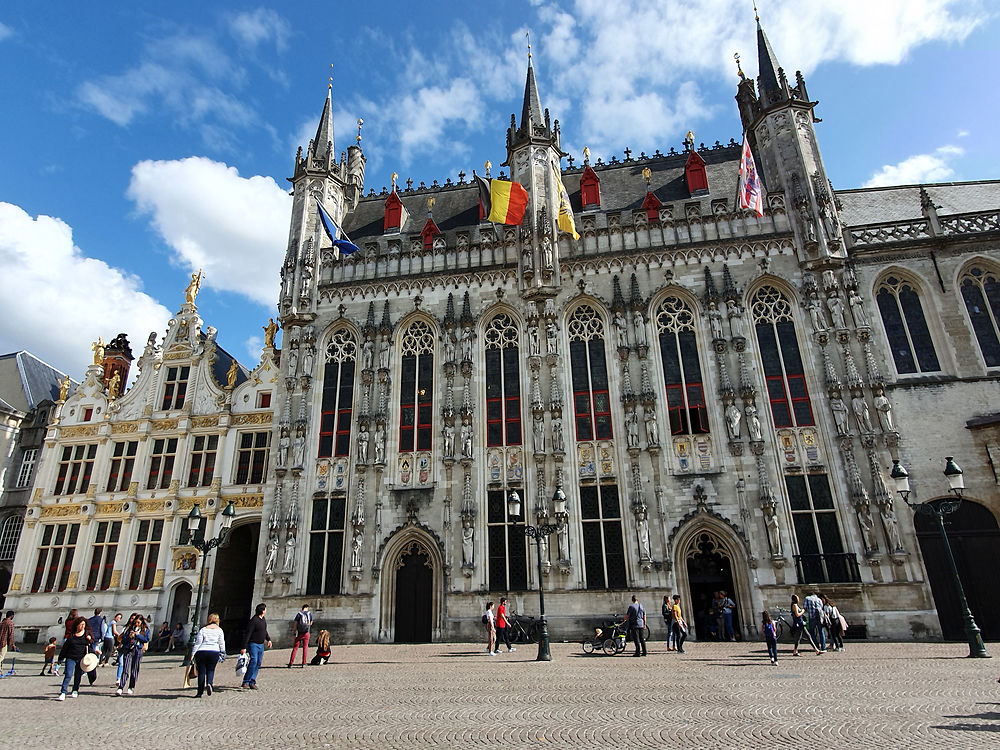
[0,1,996,381]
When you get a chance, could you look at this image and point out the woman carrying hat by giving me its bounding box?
[116,613,150,696]
[56,616,93,700]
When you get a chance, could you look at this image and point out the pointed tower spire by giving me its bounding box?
[520,46,544,133]
[310,69,336,164]
[506,39,559,156]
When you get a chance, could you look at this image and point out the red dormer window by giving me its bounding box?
[581,165,601,210]
[685,150,709,195]
[642,191,662,222]
[421,217,440,249]
[384,191,404,232]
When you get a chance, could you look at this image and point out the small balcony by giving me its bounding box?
[794,552,862,584]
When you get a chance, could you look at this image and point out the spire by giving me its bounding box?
[309,74,335,164]
[520,55,544,133]
[506,41,559,156]
[755,17,782,98]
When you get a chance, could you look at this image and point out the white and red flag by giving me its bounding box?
[737,135,764,217]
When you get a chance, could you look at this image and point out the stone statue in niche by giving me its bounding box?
[461,421,473,458]
[880,503,903,552]
[725,402,742,441]
[636,511,651,560]
[745,405,763,442]
[374,423,386,464]
[633,312,648,348]
[556,521,569,560]
[292,427,306,469]
[264,533,279,575]
[527,324,540,356]
[626,409,639,448]
[857,506,879,552]
[301,345,314,378]
[552,417,565,453]
[545,320,559,355]
[378,336,390,370]
[614,311,629,349]
[277,424,290,468]
[286,345,299,377]
[807,299,827,333]
[283,532,297,571]
[443,332,456,363]
[848,290,869,327]
[830,394,851,436]
[798,203,817,243]
[708,301,725,340]
[728,305,745,339]
[852,392,873,433]
[443,423,455,457]
[541,237,553,269]
[820,200,841,240]
[362,338,375,370]
[462,523,474,566]
[532,415,545,453]
[461,328,474,362]
[827,295,847,329]
[644,408,659,446]
[357,425,370,463]
[763,505,782,556]
[873,388,894,432]
[351,530,364,568]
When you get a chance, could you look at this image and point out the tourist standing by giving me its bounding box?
[790,595,818,657]
[483,601,496,655]
[662,595,677,650]
[803,590,828,654]
[288,604,313,667]
[116,614,150,695]
[192,612,226,697]
[823,595,845,652]
[241,603,271,690]
[720,591,736,641]
[761,611,778,666]
[670,595,687,654]
[625,595,647,657]
[495,597,515,653]
[57,616,91,700]
[0,610,17,671]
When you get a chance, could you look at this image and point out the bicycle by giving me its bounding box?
[508,614,540,643]
[768,608,794,642]
[612,613,651,642]
[582,619,628,655]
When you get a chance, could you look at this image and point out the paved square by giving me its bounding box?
[1,641,997,748]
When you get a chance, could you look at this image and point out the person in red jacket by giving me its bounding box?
[494,597,516,654]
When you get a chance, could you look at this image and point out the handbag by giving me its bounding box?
[235,652,249,677]
[182,662,196,689]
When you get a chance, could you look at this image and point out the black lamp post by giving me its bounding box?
[507,487,563,661]
[890,457,989,659]
[181,500,237,666]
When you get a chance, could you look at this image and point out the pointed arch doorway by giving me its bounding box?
[378,528,443,643]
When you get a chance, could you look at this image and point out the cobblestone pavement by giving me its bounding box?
[1,640,998,749]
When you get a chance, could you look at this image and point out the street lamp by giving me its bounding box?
[181,500,237,666]
[507,487,561,661]
[890,457,989,659]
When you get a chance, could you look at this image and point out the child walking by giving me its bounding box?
[41,637,57,676]
[761,611,778,666]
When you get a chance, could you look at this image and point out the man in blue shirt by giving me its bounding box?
[625,595,647,657]
[803,591,827,653]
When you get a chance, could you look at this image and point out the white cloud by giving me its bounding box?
[230,8,290,50]
[0,202,171,378]
[863,145,965,187]
[244,335,264,362]
[0,22,13,41]
[127,157,292,306]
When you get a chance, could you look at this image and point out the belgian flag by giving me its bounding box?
[475,173,529,225]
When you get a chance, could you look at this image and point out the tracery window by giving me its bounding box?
[656,296,708,435]
[307,496,346,595]
[399,321,435,453]
[785,474,851,583]
[487,489,528,592]
[568,306,612,441]
[580,483,626,590]
[752,286,814,428]
[484,314,522,447]
[319,329,358,458]
[959,265,1000,367]
[876,276,940,374]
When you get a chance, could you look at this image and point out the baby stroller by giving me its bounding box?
[581,618,627,655]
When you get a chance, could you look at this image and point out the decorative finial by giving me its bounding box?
[427,197,435,213]
[754,0,759,22]
[734,52,745,80]
[328,62,333,91]
[685,131,695,150]
[356,117,363,145]
[526,30,531,63]
[485,160,492,178]
[391,172,398,191]
[641,167,652,187]
[583,146,591,164]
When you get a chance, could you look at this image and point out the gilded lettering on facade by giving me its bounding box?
[96,502,125,514]
[111,422,139,434]
[60,425,98,438]
[191,416,220,428]
[136,500,164,512]
[40,504,83,518]
[228,494,264,508]
[152,419,179,431]
[232,413,273,426]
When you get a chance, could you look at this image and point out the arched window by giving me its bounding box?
[751,286,814,428]
[876,276,940,374]
[399,321,435,452]
[655,296,708,435]
[484,314,522,447]
[567,306,612,441]
[959,265,1000,367]
[318,329,358,458]
[0,514,24,560]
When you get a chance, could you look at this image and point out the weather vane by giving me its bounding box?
[583,146,591,164]
[391,172,398,191]
[357,117,364,145]
[734,52,745,80]
[328,62,333,90]
[484,160,492,177]
[526,30,531,62]
[642,167,652,187]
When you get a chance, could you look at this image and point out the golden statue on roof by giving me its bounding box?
[263,318,279,348]
[185,269,203,305]
[92,337,105,366]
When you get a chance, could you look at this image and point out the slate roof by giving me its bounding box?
[0,351,72,414]
[837,180,1000,227]
[342,142,744,246]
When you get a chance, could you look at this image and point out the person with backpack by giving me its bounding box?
[495,597,515,654]
[482,602,496,655]
[288,604,313,668]
[625,594,647,657]
[822,594,845,652]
